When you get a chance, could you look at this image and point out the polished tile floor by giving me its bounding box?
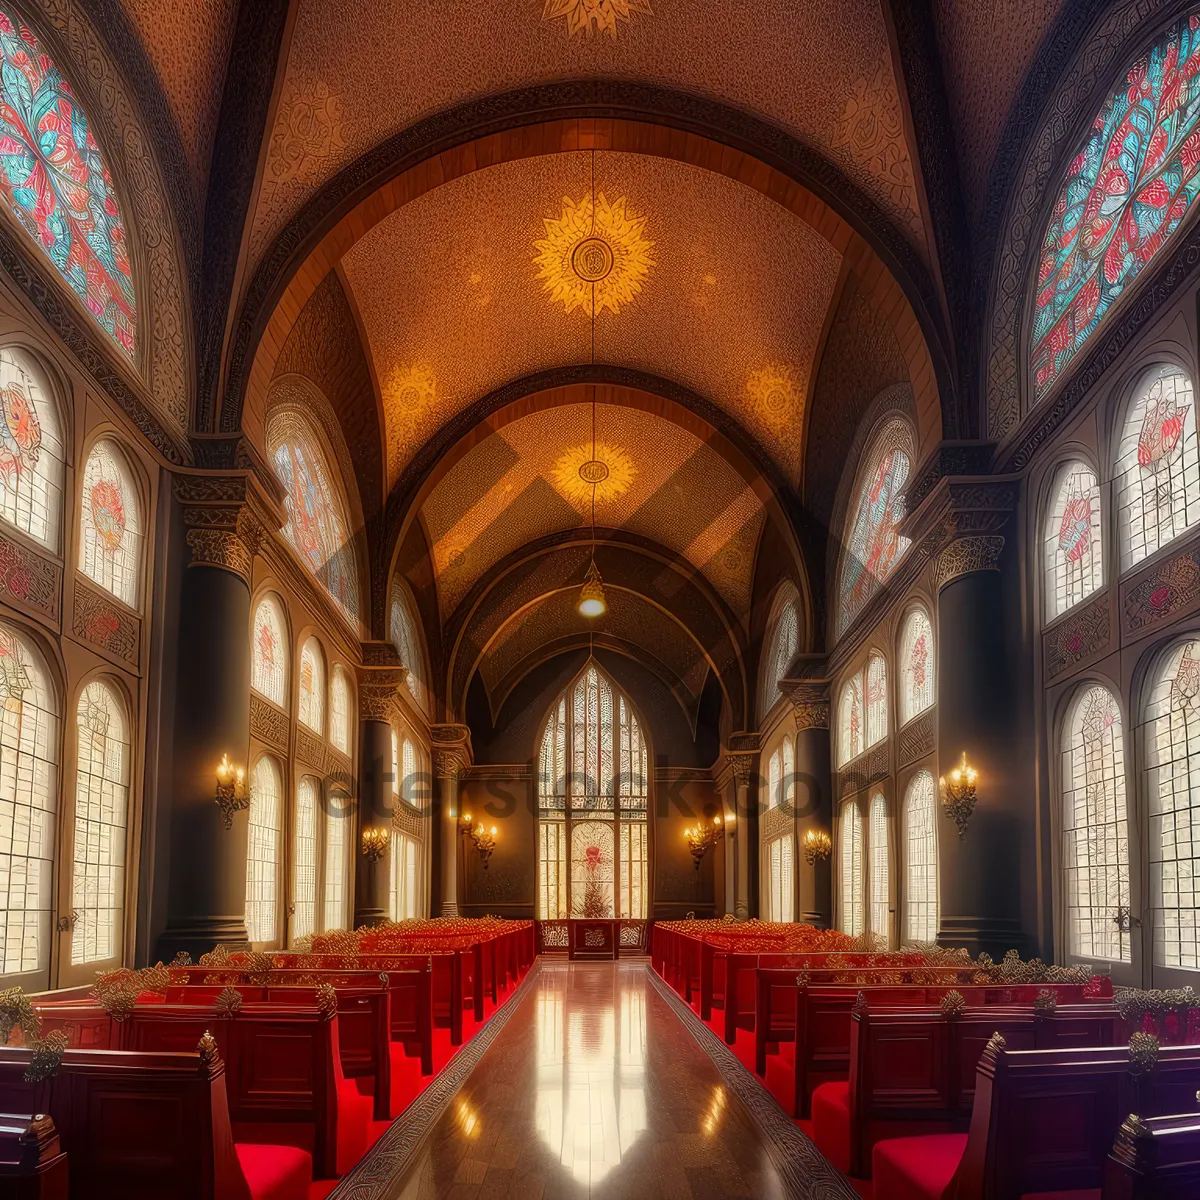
[388,961,791,1199]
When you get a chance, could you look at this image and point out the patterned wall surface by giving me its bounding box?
[72,576,139,666]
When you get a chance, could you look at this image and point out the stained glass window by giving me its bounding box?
[761,591,798,720]
[839,800,864,937]
[782,737,795,806]
[866,654,888,748]
[267,411,360,625]
[838,419,913,636]
[390,580,427,712]
[899,608,934,725]
[79,439,141,608]
[71,680,127,966]
[767,834,794,923]
[0,10,135,357]
[1031,14,1200,400]
[869,792,889,942]
[323,790,350,930]
[401,737,415,805]
[292,775,317,944]
[390,727,399,798]
[1044,462,1103,621]
[251,593,287,707]
[1143,640,1200,971]
[245,756,282,945]
[330,666,350,753]
[1061,685,1130,962]
[838,674,863,767]
[1115,367,1200,570]
[768,748,781,809]
[536,664,648,919]
[298,638,324,734]
[0,624,56,983]
[903,770,938,943]
[0,349,62,550]
[390,830,419,920]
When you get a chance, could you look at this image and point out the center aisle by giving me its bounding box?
[371,959,853,1200]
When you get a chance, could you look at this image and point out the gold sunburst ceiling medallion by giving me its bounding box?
[534,192,655,317]
[542,0,652,39]
[745,364,801,431]
[550,441,637,504]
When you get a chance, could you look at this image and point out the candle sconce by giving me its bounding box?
[361,827,389,864]
[940,752,979,840]
[684,815,724,869]
[215,755,248,830]
[460,813,498,869]
[802,828,833,866]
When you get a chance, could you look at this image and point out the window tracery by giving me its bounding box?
[389,580,427,712]
[767,834,793,923]
[839,800,864,937]
[869,792,889,942]
[323,790,350,930]
[79,439,141,609]
[866,654,887,748]
[838,674,863,766]
[902,770,938,944]
[390,831,419,920]
[298,638,324,734]
[330,666,350,754]
[898,608,934,724]
[761,591,798,720]
[251,594,287,708]
[1044,462,1104,621]
[245,756,282,945]
[0,349,62,550]
[292,775,318,944]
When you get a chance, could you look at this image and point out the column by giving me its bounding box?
[783,679,833,928]
[156,474,279,962]
[725,736,759,920]
[722,783,737,917]
[432,725,472,918]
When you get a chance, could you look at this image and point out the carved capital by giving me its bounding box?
[900,473,1017,568]
[431,723,472,778]
[934,535,1005,590]
[779,680,830,730]
[175,472,284,584]
[185,528,253,581]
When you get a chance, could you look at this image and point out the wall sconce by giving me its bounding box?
[684,816,724,870]
[940,751,978,840]
[214,754,248,830]
[802,828,833,865]
[361,827,389,864]
[461,817,497,869]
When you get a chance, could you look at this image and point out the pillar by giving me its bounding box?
[725,736,759,920]
[783,680,833,928]
[157,474,279,961]
[432,725,472,918]
[722,787,737,917]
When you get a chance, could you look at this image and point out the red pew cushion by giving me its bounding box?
[872,1133,967,1200]
[236,1143,312,1200]
[336,1077,373,1174]
[811,1081,851,1173]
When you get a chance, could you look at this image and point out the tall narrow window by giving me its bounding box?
[251,594,288,707]
[323,791,351,930]
[838,675,863,766]
[389,580,427,712]
[536,665,648,919]
[1143,640,1200,971]
[0,624,58,983]
[1044,462,1104,621]
[898,608,934,724]
[1116,367,1200,571]
[330,666,350,753]
[245,757,282,945]
[865,654,888,747]
[402,738,416,804]
[292,775,318,943]
[768,835,794,923]
[782,737,795,806]
[71,680,128,966]
[839,801,864,936]
[1061,686,1130,962]
[79,439,142,608]
[768,748,782,809]
[760,589,799,720]
[868,793,889,942]
[390,831,419,920]
[298,638,324,733]
[902,770,938,943]
[390,728,399,799]
[0,349,63,550]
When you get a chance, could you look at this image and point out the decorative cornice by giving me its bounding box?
[722,733,760,788]
[934,536,1005,591]
[174,471,284,584]
[431,723,473,778]
[462,763,531,782]
[357,646,411,723]
[900,476,1019,551]
[779,679,831,731]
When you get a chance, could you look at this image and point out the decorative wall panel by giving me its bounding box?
[1045,596,1111,679]
[72,577,138,664]
[0,531,59,622]
[897,708,935,767]
[250,693,289,750]
[1122,544,1200,635]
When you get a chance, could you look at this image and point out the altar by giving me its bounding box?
[535,919,651,960]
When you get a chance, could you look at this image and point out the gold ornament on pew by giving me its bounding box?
[170,951,193,967]
[315,983,338,1021]
[198,945,233,968]
[1128,1031,1160,1074]
[940,990,967,1017]
[215,986,243,1016]
[214,754,249,830]
[852,991,869,1018]
[23,1031,68,1083]
[684,816,724,869]
[0,986,40,1046]
[196,1030,219,1068]
[939,751,978,840]
[802,828,832,866]
[361,826,389,864]
[981,1031,1007,1065]
[795,971,810,989]
[1033,988,1058,1014]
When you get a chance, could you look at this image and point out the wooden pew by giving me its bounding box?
[1104,1112,1200,1199]
[0,1114,67,1200]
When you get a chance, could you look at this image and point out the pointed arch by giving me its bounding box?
[389,576,429,715]
[898,607,934,724]
[0,346,64,551]
[759,582,799,724]
[79,437,143,609]
[298,637,325,734]
[251,592,288,708]
[1043,460,1103,622]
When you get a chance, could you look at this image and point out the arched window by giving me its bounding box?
[390,727,400,798]
[323,790,351,930]
[535,664,649,919]
[902,770,938,943]
[898,608,934,724]
[0,12,136,357]
[71,680,129,966]
[401,737,415,804]
[1031,15,1200,400]
[1115,367,1200,571]
[298,638,324,734]
[267,410,360,625]
[330,666,351,753]
[768,748,781,809]
[292,775,318,944]
[782,737,795,807]
[760,589,799,720]
[866,654,887,747]
[390,831,419,920]
[251,594,287,707]
[838,419,913,636]
[245,756,283,945]
[837,675,863,766]
[1143,640,1200,972]
[868,793,889,942]
[0,624,57,984]
[839,801,864,936]
[79,439,141,608]
[767,833,794,923]
[0,349,63,550]
[1061,685,1130,962]
[389,580,427,712]
[1044,462,1104,621]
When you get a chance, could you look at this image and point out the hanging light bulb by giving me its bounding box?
[578,559,607,618]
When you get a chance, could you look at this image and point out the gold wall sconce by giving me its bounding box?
[215,754,248,830]
[940,752,978,840]
[802,828,833,865]
[684,815,724,870]
[461,814,498,869]
[361,826,389,864]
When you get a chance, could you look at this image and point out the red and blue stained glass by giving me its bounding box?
[1058,492,1094,562]
[0,9,134,357]
[0,376,39,489]
[1031,14,1200,400]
